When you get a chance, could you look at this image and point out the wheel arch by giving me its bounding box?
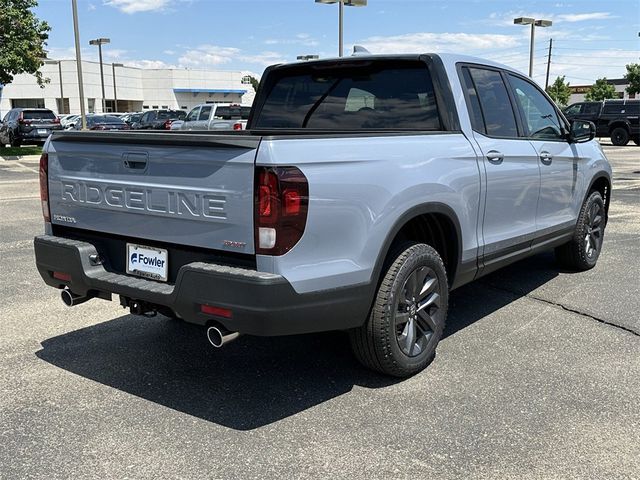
[608,120,630,133]
[586,173,612,216]
[371,203,464,292]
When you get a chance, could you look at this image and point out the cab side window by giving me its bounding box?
[198,106,212,121]
[563,104,582,115]
[186,107,200,122]
[466,67,518,138]
[507,74,564,140]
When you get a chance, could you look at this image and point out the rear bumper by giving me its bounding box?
[34,235,372,336]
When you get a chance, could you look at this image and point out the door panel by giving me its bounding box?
[506,73,580,234]
[473,134,541,258]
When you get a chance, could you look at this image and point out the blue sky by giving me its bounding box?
[37,0,640,85]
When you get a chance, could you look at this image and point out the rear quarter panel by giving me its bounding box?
[256,133,481,294]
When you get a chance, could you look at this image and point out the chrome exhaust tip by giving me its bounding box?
[61,289,90,307]
[206,325,240,348]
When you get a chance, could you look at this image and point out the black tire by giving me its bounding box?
[555,191,606,271]
[633,136,640,146]
[349,242,448,377]
[9,133,20,148]
[610,127,629,146]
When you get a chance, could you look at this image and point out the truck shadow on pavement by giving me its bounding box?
[35,251,563,430]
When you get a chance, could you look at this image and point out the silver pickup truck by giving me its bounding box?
[34,53,611,377]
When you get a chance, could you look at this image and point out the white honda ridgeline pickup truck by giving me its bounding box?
[34,53,611,377]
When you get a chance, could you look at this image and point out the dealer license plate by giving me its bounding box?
[37,129,48,135]
[126,243,169,282]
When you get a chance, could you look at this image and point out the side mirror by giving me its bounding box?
[569,120,595,143]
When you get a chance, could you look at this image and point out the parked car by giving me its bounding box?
[563,99,640,146]
[0,108,62,147]
[34,53,611,377]
[131,110,186,130]
[73,114,131,131]
[121,112,143,126]
[58,114,78,128]
[180,104,251,131]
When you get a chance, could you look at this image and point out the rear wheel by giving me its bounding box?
[349,242,448,377]
[555,191,606,271]
[610,127,629,146]
[632,136,640,146]
[9,133,20,148]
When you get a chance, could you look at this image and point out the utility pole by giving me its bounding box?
[71,0,86,129]
[545,38,553,90]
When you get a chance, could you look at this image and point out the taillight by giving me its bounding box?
[254,167,308,256]
[39,153,51,222]
[53,118,60,124]
[163,120,173,130]
[233,122,243,131]
[18,113,31,125]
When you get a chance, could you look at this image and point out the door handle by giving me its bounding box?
[486,150,504,164]
[540,151,553,165]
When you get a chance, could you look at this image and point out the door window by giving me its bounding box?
[198,106,212,121]
[563,104,582,115]
[583,103,601,115]
[467,67,518,138]
[507,74,564,140]
[186,107,200,122]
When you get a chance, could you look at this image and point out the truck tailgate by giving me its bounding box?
[46,131,260,254]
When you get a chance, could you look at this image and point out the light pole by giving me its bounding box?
[44,59,65,114]
[71,0,86,129]
[316,0,367,57]
[89,37,110,113]
[514,17,552,78]
[112,62,123,112]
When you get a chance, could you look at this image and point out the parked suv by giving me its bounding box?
[131,110,186,130]
[563,99,640,146]
[0,108,62,147]
[34,53,611,377]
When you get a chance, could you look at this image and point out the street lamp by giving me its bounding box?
[112,62,123,113]
[514,17,552,78]
[316,0,367,57]
[88,37,110,113]
[71,0,86,129]
[44,59,65,114]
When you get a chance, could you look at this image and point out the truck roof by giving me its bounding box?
[285,52,526,78]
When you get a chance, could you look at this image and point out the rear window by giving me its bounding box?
[157,110,186,120]
[603,102,639,115]
[22,110,56,120]
[215,106,251,120]
[253,60,441,130]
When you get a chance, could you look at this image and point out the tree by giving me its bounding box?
[585,78,617,101]
[247,75,260,92]
[624,63,640,95]
[0,0,51,87]
[546,76,571,107]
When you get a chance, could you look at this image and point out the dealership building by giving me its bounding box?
[0,59,257,116]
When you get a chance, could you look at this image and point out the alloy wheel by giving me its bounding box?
[584,201,604,258]
[395,266,442,357]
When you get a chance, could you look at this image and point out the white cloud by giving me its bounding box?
[178,45,286,68]
[358,32,521,54]
[103,0,171,14]
[126,59,176,69]
[489,10,617,26]
[163,50,176,55]
[556,12,616,22]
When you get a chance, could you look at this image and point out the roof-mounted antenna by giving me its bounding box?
[352,45,370,56]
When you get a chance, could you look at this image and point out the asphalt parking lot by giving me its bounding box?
[1,143,639,479]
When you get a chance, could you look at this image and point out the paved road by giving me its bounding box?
[1,144,639,479]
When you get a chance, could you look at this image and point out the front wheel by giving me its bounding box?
[349,242,448,377]
[610,127,629,146]
[555,191,606,271]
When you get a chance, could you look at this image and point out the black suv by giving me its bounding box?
[563,99,640,146]
[131,109,186,130]
[0,108,63,147]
